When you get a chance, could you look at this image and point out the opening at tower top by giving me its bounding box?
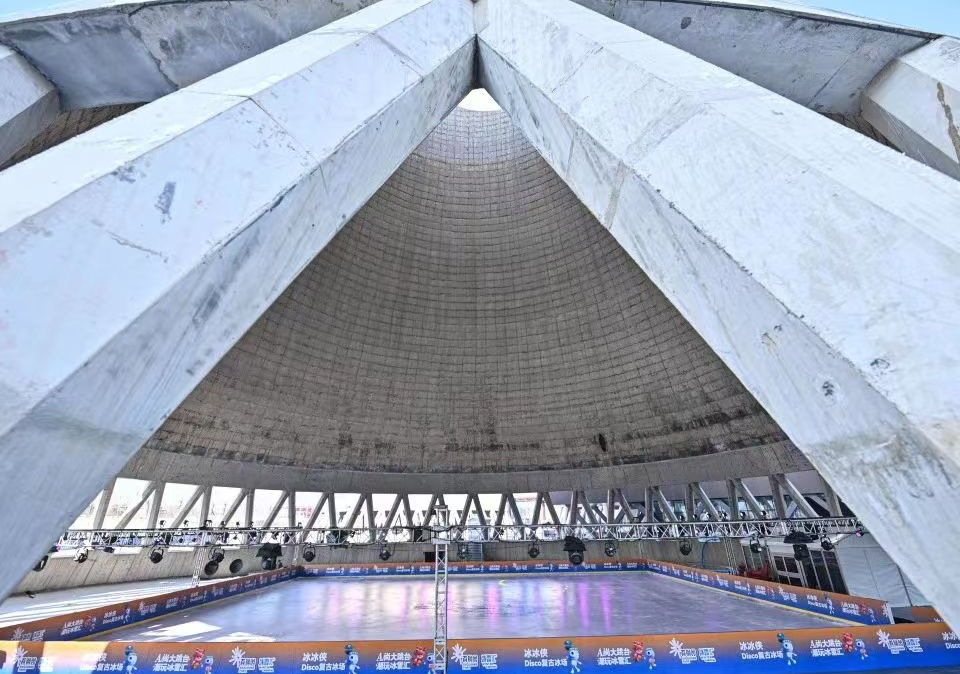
[458,87,501,111]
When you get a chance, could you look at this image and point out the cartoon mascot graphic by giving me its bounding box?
[631,642,644,663]
[345,644,360,674]
[124,645,138,674]
[643,647,656,670]
[855,639,869,660]
[411,647,427,668]
[191,649,206,669]
[563,640,581,674]
[841,634,855,654]
[777,634,797,666]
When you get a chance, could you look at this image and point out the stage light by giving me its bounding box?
[604,542,617,558]
[563,536,585,566]
[793,544,810,561]
[102,546,115,554]
[855,522,865,537]
[149,546,164,564]
[457,543,469,560]
[749,536,764,554]
[203,560,219,576]
[679,540,693,556]
[302,545,317,563]
[210,548,225,564]
[33,555,48,572]
[528,543,541,559]
[229,559,244,574]
[282,533,291,544]
[256,542,282,571]
[820,537,834,551]
[379,545,392,562]
[73,548,89,564]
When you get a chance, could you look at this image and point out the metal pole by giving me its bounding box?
[433,506,450,674]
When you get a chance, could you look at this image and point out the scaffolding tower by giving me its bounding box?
[433,506,450,674]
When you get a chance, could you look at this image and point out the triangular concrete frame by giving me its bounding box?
[0,0,958,624]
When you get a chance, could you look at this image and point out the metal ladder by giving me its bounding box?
[433,506,450,674]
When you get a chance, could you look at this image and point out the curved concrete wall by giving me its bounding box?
[124,108,808,492]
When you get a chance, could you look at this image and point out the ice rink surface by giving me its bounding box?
[98,572,846,643]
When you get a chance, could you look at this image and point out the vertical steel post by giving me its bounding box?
[433,506,450,674]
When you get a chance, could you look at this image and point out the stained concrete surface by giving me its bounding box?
[101,574,845,642]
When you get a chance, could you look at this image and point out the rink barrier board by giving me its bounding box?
[2,623,960,673]
[301,559,892,626]
[0,568,297,643]
[0,558,895,643]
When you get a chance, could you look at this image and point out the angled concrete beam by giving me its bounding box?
[567,491,579,526]
[343,495,367,530]
[327,493,338,529]
[168,485,204,529]
[0,0,382,110]
[776,474,820,519]
[579,491,599,524]
[221,488,250,526]
[0,0,473,599]
[401,495,414,529]
[652,487,677,523]
[570,0,932,117]
[494,494,508,527]
[114,481,158,530]
[261,490,289,528]
[614,489,637,523]
[91,478,116,530]
[0,45,59,166]
[146,482,165,529]
[822,479,843,518]
[302,493,328,531]
[542,492,560,526]
[726,480,739,519]
[692,482,720,521]
[383,494,403,530]
[505,494,523,528]
[479,0,960,625]
[768,476,788,520]
[734,478,766,519]
[863,38,960,180]
[529,494,542,526]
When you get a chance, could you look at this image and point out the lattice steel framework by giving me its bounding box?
[432,506,450,674]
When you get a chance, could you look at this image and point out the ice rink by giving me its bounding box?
[98,572,846,643]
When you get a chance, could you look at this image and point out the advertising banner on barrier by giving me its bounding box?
[300,561,646,579]
[1,622,959,673]
[643,561,892,626]
[0,568,297,643]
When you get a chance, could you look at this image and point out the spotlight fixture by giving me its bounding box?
[528,543,541,559]
[102,546,115,554]
[210,547,225,564]
[855,522,865,537]
[457,543,469,560]
[73,548,89,564]
[33,555,49,572]
[282,533,291,544]
[679,540,693,557]
[562,536,585,566]
[256,542,282,570]
[149,546,164,564]
[229,559,244,574]
[302,545,317,563]
[604,542,617,558]
[203,560,220,576]
[793,544,810,561]
[820,537,835,551]
[379,544,392,562]
[749,536,764,555]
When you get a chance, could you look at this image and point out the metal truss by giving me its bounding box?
[55,517,862,552]
[432,507,450,674]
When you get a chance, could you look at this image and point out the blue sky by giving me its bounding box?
[1,0,958,35]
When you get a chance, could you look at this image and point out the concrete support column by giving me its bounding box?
[479,0,960,625]
[769,476,788,520]
[735,479,766,519]
[822,479,842,517]
[244,491,255,529]
[684,485,695,522]
[726,480,739,520]
[642,487,654,523]
[863,37,960,180]
[146,482,165,530]
[198,485,213,527]
[0,45,59,166]
[91,479,116,530]
[692,482,720,521]
[0,0,474,599]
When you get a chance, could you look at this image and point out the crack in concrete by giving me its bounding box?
[936,81,960,163]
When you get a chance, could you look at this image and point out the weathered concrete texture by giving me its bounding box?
[0,0,474,601]
[478,0,960,627]
[569,0,933,117]
[0,45,59,165]
[0,0,381,109]
[121,107,809,493]
[0,103,139,170]
[863,37,960,181]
